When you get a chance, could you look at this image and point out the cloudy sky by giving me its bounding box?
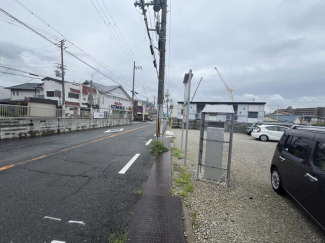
[0,0,324,112]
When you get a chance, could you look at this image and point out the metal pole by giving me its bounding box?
[156,0,167,137]
[227,113,234,187]
[60,40,66,116]
[132,61,135,124]
[276,106,279,122]
[181,107,184,152]
[197,113,205,180]
[184,70,192,166]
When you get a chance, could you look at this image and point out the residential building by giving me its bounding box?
[274,106,325,124]
[177,101,266,122]
[87,82,132,118]
[268,114,301,124]
[42,77,84,117]
[5,83,43,101]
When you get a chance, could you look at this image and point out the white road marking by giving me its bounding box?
[118,154,141,174]
[145,139,153,146]
[68,220,86,225]
[51,241,65,243]
[104,128,124,133]
[44,216,61,221]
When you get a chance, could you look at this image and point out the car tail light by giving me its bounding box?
[257,127,261,132]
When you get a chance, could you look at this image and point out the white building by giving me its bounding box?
[42,77,85,117]
[5,83,43,101]
[88,82,132,118]
[177,101,266,123]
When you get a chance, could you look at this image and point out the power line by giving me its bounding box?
[3,4,155,100]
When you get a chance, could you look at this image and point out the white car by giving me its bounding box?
[251,124,288,142]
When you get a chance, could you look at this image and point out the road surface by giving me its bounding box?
[0,122,156,242]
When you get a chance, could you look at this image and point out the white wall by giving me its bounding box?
[98,87,132,114]
[10,90,35,101]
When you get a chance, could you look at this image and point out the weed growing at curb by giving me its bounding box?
[172,146,184,159]
[108,231,128,243]
[151,140,169,157]
[173,162,194,198]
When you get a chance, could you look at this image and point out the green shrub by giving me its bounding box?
[151,140,169,157]
[108,231,128,243]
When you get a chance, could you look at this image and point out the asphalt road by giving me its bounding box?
[0,122,156,243]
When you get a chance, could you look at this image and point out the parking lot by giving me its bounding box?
[171,129,325,242]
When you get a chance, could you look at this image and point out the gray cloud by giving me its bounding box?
[1,0,324,110]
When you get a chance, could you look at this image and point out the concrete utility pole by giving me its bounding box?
[156,0,167,137]
[166,89,169,121]
[132,61,136,124]
[90,74,93,119]
[59,40,66,113]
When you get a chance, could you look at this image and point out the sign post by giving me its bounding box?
[183,70,193,166]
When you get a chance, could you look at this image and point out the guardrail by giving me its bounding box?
[0,104,62,118]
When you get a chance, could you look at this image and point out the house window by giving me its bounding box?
[54,90,61,97]
[47,90,61,97]
[248,112,258,118]
[68,92,79,99]
[47,91,55,97]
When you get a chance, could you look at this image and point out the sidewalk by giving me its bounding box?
[127,138,185,243]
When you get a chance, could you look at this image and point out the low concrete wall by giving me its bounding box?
[170,118,252,133]
[0,118,131,140]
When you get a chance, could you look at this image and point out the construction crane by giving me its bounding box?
[215,67,235,102]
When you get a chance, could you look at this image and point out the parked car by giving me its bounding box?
[270,125,325,231]
[246,122,293,135]
[251,124,288,141]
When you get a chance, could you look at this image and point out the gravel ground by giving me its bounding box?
[171,129,325,243]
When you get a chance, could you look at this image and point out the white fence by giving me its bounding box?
[0,104,131,119]
[0,104,62,118]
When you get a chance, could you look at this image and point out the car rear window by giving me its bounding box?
[314,143,325,172]
[285,136,311,160]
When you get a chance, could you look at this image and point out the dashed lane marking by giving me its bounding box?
[0,125,151,172]
[145,139,152,146]
[44,216,61,221]
[68,220,86,225]
[51,241,65,243]
[118,154,140,174]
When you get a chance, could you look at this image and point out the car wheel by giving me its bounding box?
[271,167,284,194]
[260,135,268,141]
[248,132,252,135]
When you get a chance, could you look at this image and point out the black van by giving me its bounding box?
[270,125,325,230]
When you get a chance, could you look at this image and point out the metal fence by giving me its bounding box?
[0,104,62,118]
[0,104,131,119]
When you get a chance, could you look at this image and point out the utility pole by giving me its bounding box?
[166,89,169,122]
[156,0,167,137]
[90,74,93,119]
[276,106,279,122]
[132,61,136,124]
[59,40,66,114]
[134,0,167,136]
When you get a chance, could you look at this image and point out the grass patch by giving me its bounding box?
[172,146,184,159]
[108,231,128,243]
[180,190,187,197]
[151,140,169,157]
[134,188,143,196]
[170,186,175,195]
[173,165,194,197]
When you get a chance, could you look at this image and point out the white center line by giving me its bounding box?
[118,154,140,174]
[44,216,61,221]
[51,241,65,243]
[145,139,153,145]
[68,220,86,225]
